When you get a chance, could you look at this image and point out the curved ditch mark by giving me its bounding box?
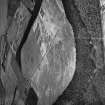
[61,0,87,38]
[16,0,43,70]
[52,0,103,105]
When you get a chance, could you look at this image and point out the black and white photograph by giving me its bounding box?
[0,0,104,105]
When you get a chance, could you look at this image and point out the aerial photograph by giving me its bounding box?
[0,0,105,105]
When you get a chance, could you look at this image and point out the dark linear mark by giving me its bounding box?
[25,87,38,105]
[11,86,18,105]
[21,0,33,14]
[16,0,43,69]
